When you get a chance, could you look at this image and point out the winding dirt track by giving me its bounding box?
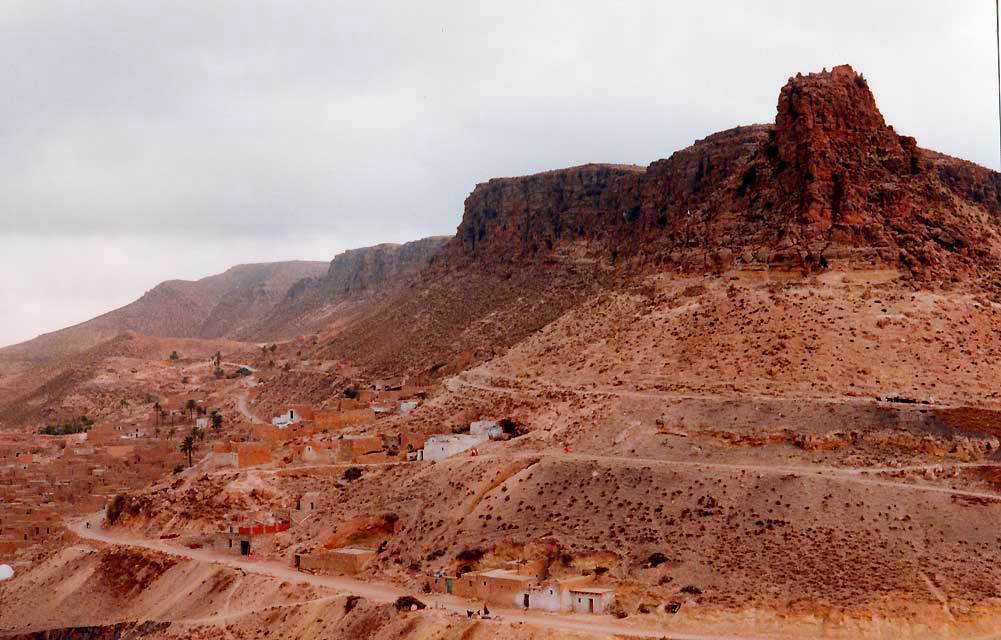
[68,517,780,640]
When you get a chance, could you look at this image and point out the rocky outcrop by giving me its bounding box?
[242,237,450,340]
[445,65,1001,286]
[321,237,449,297]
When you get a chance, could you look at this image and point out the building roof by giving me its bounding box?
[477,568,535,582]
[332,547,376,555]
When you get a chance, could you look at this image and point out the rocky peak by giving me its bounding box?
[769,64,923,231]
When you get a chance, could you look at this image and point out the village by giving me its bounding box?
[180,385,619,616]
[2,368,621,620]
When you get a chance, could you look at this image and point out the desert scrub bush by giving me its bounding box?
[106,494,127,524]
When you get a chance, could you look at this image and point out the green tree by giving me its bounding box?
[180,434,197,467]
[169,351,180,361]
[211,411,224,431]
[213,351,222,368]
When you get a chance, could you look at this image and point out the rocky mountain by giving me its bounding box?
[444,65,1001,286]
[311,65,1001,380]
[9,65,1001,382]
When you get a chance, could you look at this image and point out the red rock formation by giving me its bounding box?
[446,64,1001,287]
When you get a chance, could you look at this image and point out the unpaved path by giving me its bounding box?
[236,376,265,425]
[67,517,784,640]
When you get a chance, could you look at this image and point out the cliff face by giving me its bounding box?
[321,237,450,297]
[445,65,1001,285]
[243,237,450,339]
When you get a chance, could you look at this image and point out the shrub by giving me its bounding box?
[172,464,184,474]
[680,585,702,595]
[344,595,362,613]
[456,548,485,563]
[393,596,426,611]
[648,552,668,567]
[169,351,180,361]
[593,566,609,575]
[342,467,363,481]
[342,386,358,399]
[39,416,93,436]
[106,494,127,524]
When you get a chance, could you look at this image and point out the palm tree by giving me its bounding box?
[211,411,224,431]
[185,399,197,420]
[180,434,197,467]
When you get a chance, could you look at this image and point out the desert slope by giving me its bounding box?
[0,261,327,365]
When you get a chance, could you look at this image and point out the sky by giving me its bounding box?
[2,1,998,347]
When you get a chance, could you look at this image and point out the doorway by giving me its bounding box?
[240,540,250,556]
[294,554,301,569]
[588,598,594,613]
[523,593,530,609]
[445,578,453,594]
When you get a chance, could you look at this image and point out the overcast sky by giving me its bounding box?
[2,1,997,347]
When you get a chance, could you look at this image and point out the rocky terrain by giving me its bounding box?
[5,65,1001,639]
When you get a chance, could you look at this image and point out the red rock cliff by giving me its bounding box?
[445,65,1001,287]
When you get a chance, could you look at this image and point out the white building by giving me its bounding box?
[470,420,503,439]
[399,401,419,415]
[421,434,487,461]
[272,409,302,428]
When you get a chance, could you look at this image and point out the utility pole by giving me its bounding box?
[996,0,1001,168]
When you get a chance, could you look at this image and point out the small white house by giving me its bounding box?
[272,409,302,428]
[399,401,419,415]
[421,434,487,462]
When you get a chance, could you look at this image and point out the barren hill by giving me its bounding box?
[0,261,328,365]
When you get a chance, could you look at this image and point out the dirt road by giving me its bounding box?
[67,517,782,640]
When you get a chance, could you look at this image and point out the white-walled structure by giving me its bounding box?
[421,434,487,461]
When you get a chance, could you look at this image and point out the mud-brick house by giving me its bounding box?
[336,435,384,463]
[295,491,322,513]
[525,575,616,614]
[295,547,377,574]
[216,520,290,557]
[206,441,272,469]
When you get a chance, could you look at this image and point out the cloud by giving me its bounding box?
[0,1,996,344]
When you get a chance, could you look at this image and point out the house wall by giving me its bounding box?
[313,409,374,431]
[299,549,375,575]
[526,586,563,612]
[569,591,615,614]
[336,435,383,462]
[237,442,272,468]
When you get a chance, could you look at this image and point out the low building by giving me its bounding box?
[296,547,377,574]
[421,434,487,462]
[336,435,384,463]
[272,405,314,428]
[430,566,614,614]
[399,401,419,415]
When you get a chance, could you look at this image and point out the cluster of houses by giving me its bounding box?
[0,425,187,558]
